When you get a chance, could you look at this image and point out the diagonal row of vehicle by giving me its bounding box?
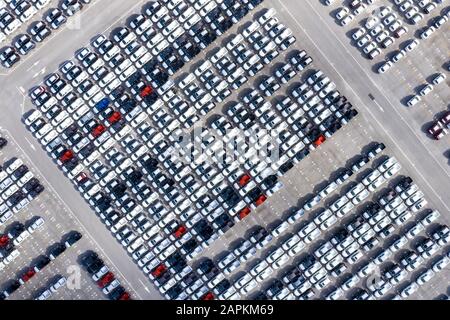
[393,0,443,25]
[350,5,408,61]
[0,157,45,227]
[80,251,131,300]
[0,217,44,272]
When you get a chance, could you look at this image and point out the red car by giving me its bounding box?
[151,264,167,279]
[0,235,10,247]
[140,86,153,98]
[428,122,447,140]
[255,195,267,207]
[98,272,115,288]
[239,207,251,220]
[238,174,251,187]
[201,292,215,300]
[75,172,89,185]
[20,269,36,284]
[119,292,131,300]
[173,225,187,239]
[59,150,74,163]
[91,125,106,138]
[108,111,122,125]
[314,135,326,147]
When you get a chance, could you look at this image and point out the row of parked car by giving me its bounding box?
[418,8,449,40]
[34,275,67,300]
[0,0,93,68]
[333,0,381,26]
[0,230,82,299]
[0,157,45,227]
[406,71,447,105]
[80,251,131,300]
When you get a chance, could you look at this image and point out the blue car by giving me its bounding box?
[95,98,110,113]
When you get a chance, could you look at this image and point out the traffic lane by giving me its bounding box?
[268,0,450,217]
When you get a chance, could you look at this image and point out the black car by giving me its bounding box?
[64,231,82,248]
[249,226,268,243]
[81,251,100,267]
[282,266,302,284]
[108,285,126,300]
[48,242,66,260]
[395,176,413,192]
[330,228,349,245]
[166,251,185,269]
[0,137,7,149]
[279,161,294,175]
[362,202,382,219]
[213,213,234,231]
[181,272,198,287]
[180,238,198,255]
[13,165,28,180]
[262,175,278,189]
[193,220,214,241]
[295,148,310,162]
[33,255,51,272]
[246,187,263,203]
[197,258,215,274]
[3,280,21,296]
[86,258,105,274]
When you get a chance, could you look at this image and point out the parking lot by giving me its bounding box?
[0,0,447,300]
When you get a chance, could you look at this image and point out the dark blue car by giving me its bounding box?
[95,98,110,112]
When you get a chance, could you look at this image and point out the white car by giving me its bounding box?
[378,61,393,74]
